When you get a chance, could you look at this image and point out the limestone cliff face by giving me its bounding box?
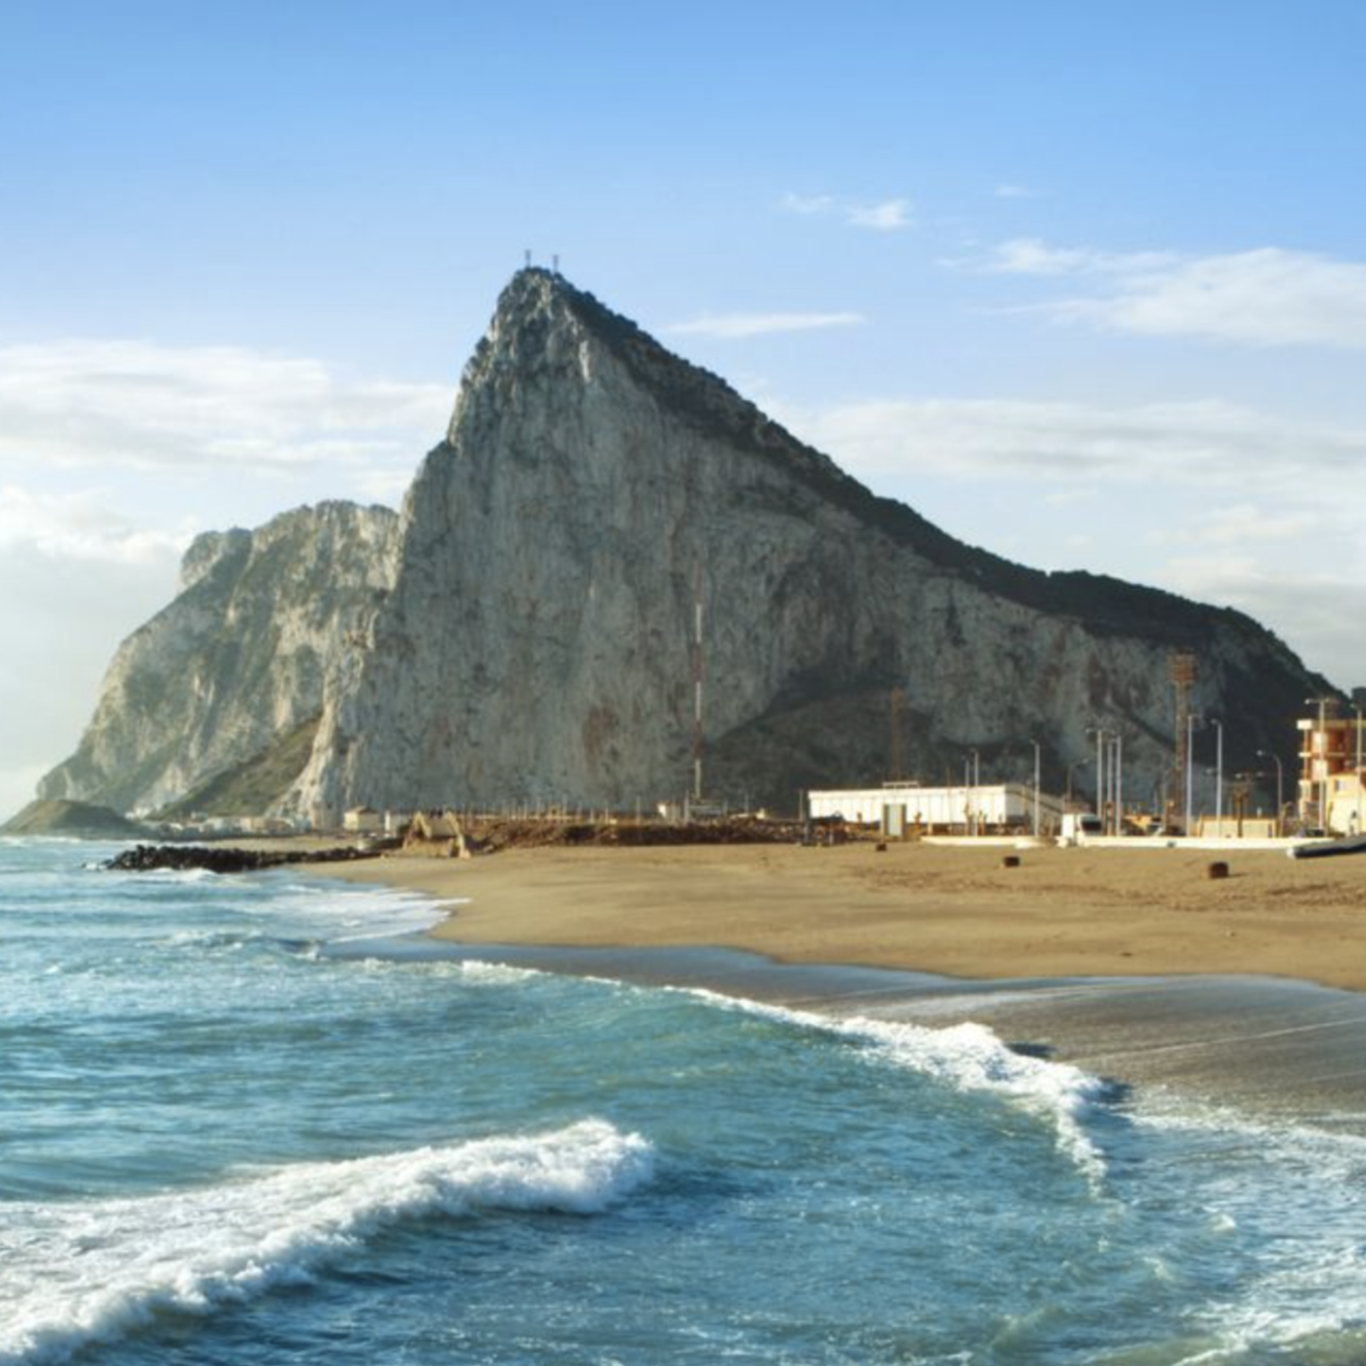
[39,502,400,814]
[41,270,1331,817]
[290,270,1326,813]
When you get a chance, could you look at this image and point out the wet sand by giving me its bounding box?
[318,840,1366,988]
[312,839,1366,1129]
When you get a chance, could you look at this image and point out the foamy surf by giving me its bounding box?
[0,1119,653,1366]
[685,990,1110,1183]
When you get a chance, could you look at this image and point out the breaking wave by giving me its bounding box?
[687,990,1110,1183]
[0,1119,653,1365]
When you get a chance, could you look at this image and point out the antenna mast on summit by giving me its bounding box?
[692,566,705,805]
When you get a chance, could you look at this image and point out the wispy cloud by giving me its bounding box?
[984,237,1178,277]
[780,193,837,217]
[665,311,866,339]
[769,391,1366,683]
[978,239,1366,349]
[0,339,451,476]
[0,484,196,563]
[846,199,912,231]
[993,183,1043,200]
[780,192,913,231]
[774,394,1366,489]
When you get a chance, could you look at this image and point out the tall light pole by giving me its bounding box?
[1211,718,1224,835]
[1088,727,1106,826]
[1256,749,1284,836]
[1030,740,1041,837]
[1185,713,1200,838]
[969,748,980,835]
[1112,734,1124,836]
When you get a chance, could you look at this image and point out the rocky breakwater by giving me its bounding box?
[104,844,383,875]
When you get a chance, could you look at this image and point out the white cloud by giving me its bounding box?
[847,198,912,231]
[0,339,451,476]
[978,240,1366,349]
[985,237,1177,277]
[1061,248,1366,349]
[993,183,1042,200]
[1154,557,1366,689]
[1153,502,1322,548]
[775,394,1366,489]
[665,311,866,339]
[771,390,1366,686]
[780,192,913,231]
[0,484,196,563]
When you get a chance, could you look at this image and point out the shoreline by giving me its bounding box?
[308,840,1366,1131]
[312,839,1366,989]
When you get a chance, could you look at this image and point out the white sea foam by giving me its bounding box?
[0,1119,652,1365]
[685,989,1109,1182]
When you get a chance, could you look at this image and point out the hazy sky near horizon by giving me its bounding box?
[2,0,1364,816]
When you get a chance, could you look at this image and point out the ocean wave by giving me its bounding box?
[685,990,1109,1183]
[0,1118,653,1365]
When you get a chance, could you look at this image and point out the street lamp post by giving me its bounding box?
[1256,749,1284,836]
[1113,734,1124,836]
[1185,713,1200,838]
[1088,727,1106,829]
[1211,718,1224,835]
[1030,740,1041,838]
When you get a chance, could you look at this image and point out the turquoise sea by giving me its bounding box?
[4,837,1366,1365]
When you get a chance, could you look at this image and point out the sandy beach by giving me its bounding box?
[311,838,1366,1127]
[316,839,1366,990]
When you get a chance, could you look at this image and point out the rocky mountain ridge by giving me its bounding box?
[38,501,400,814]
[38,269,1332,818]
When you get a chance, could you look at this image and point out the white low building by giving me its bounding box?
[807,781,1064,834]
[343,806,383,835]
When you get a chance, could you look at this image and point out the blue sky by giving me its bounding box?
[2,1,1364,813]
